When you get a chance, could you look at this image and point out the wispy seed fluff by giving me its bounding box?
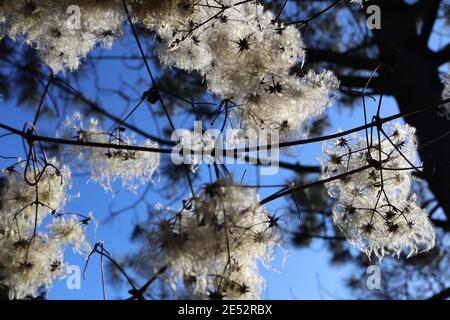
[0,162,70,230]
[0,0,125,73]
[148,180,284,299]
[0,162,90,299]
[152,1,339,139]
[320,123,435,259]
[1,1,339,140]
[59,112,160,193]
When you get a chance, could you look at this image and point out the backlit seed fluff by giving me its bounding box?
[0,162,71,231]
[147,180,284,299]
[152,1,339,140]
[59,112,160,193]
[0,162,91,299]
[1,1,339,141]
[0,1,124,73]
[320,123,435,259]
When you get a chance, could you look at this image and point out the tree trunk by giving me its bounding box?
[369,0,450,218]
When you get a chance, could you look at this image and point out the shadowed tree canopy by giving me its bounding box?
[281,0,450,222]
[270,0,450,300]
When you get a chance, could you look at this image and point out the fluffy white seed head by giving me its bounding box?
[59,112,160,193]
[151,1,338,140]
[320,123,435,259]
[0,1,124,73]
[148,180,284,299]
[1,1,339,142]
[48,216,90,253]
[0,234,65,300]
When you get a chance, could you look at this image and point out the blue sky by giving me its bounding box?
[0,19,436,300]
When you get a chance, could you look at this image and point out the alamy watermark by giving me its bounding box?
[64,3,381,30]
[66,5,81,30]
[171,121,280,176]
[366,265,381,290]
[66,264,81,290]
